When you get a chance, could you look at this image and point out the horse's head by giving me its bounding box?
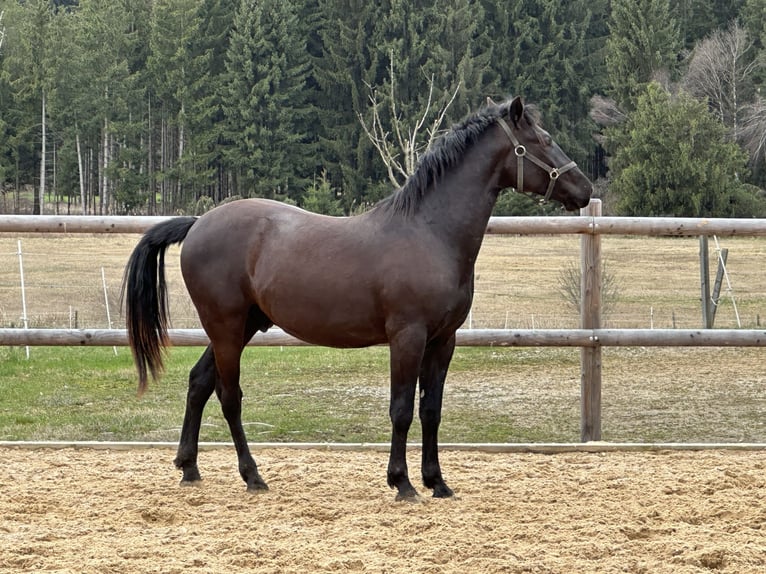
[494,96,592,211]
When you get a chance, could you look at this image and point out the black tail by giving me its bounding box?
[122,217,197,394]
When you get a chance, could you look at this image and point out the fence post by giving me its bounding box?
[700,236,712,328]
[580,199,602,441]
[17,240,30,359]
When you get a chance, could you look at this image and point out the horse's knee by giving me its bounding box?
[390,391,415,428]
[187,378,214,406]
[390,407,414,435]
[419,403,441,426]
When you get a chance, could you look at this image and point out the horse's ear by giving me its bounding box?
[510,96,524,126]
[486,96,498,107]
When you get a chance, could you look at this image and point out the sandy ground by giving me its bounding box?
[2,446,766,573]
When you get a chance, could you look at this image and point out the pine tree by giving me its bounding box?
[673,0,716,49]
[72,0,141,214]
[222,0,314,200]
[481,0,609,170]
[2,0,56,214]
[710,0,746,29]
[186,0,238,203]
[743,0,766,43]
[46,5,87,212]
[313,1,390,207]
[301,170,343,215]
[413,0,492,119]
[608,82,754,217]
[146,0,203,212]
[0,10,14,206]
[606,0,682,110]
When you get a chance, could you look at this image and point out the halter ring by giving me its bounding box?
[515,145,526,157]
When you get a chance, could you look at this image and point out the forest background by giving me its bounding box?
[1,0,766,218]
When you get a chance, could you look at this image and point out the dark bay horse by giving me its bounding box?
[123,96,592,500]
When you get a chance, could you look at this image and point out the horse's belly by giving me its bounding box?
[274,314,387,348]
[281,325,385,348]
[259,292,387,348]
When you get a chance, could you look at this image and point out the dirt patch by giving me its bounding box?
[2,446,766,573]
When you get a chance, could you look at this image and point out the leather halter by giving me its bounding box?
[496,117,578,203]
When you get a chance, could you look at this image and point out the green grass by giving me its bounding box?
[0,345,581,443]
[4,344,764,445]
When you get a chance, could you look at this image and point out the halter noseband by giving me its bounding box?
[496,117,578,203]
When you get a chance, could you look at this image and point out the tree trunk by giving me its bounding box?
[75,129,86,214]
[37,89,46,215]
[52,137,57,214]
[160,115,166,214]
[178,104,184,209]
[89,147,95,214]
[147,97,155,215]
[102,117,109,214]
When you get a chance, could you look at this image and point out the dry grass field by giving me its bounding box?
[1,232,765,331]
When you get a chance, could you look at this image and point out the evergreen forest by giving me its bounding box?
[1,0,766,217]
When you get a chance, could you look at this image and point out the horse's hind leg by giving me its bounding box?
[213,337,268,491]
[175,305,270,490]
[209,306,270,492]
[175,345,217,484]
[418,334,456,498]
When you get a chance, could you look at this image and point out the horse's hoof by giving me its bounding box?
[179,478,203,488]
[432,484,454,498]
[246,481,269,493]
[178,466,202,483]
[395,489,423,503]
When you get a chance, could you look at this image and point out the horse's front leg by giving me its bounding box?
[174,345,217,484]
[419,335,456,498]
[387,326,427,501]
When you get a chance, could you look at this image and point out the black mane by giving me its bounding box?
[373,98,537,216]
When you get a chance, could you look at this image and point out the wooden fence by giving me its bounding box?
[2,200,766,442]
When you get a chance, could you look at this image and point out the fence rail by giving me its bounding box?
[4,213,766,236]
[1,327,765,348]
[2,202,766,443]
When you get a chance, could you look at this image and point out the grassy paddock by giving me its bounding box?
[1,344,765,444]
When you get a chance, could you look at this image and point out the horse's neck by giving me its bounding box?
[417,140,505,269]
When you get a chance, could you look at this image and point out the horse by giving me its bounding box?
[122,96,592,501]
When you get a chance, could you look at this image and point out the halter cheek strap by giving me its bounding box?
[496,117,578,203]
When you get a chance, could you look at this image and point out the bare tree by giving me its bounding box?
[558,259,620,322]
[683,22,761,138]
[589,94,628,129]
[0,11,5,52]
[358,51,460,187]
[739,97,766,167]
